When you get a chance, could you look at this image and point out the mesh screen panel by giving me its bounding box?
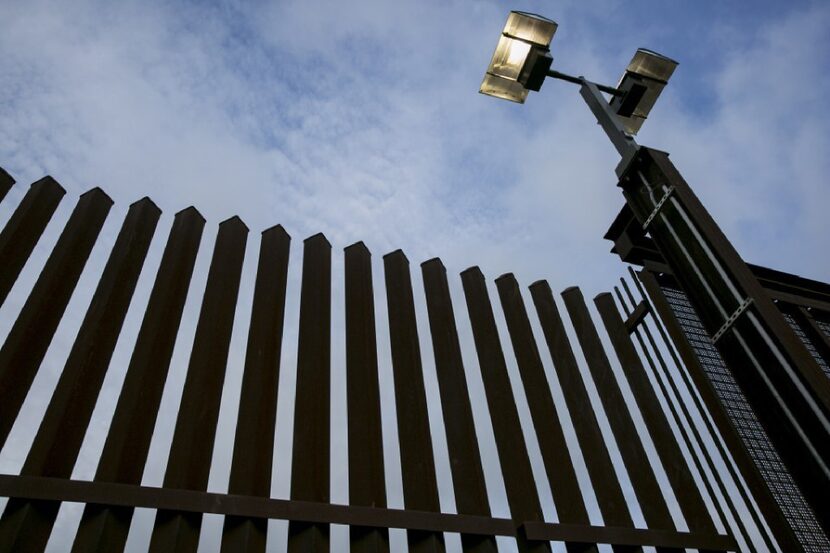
[782,312,830,379]
[661,285,830,552]
[815,318,830,348]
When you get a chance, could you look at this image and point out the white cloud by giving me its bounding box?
[643,3,830,280]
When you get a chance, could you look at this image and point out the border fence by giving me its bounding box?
[0,168,746,552]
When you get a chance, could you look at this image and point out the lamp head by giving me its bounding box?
[610,49,678,134]
[479,11,558,103]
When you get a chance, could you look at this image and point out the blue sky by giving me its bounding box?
[1,0,828,290]
[0,1,829,552]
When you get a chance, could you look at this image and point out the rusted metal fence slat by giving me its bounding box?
[495,274,591,535]
[345,242,389,553]
[561,287,674,552]
[287,233,332,553]
[0,198,159,553]
[0,187,111,447]
[422,258,497,553]
[594,292,721,538]
[221,224,291,553]
[460,267,550,553]
[0,176,65,307]
[528,281,634,534]
[148,216,248,552]
[384,250,445,553]
[69,206,205,553]
[22,198,161,477]
[614,277,753,549]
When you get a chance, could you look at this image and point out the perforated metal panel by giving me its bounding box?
[782,313,830,379]
[661,285,830,553]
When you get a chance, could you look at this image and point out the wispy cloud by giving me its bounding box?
[3,0,826,289]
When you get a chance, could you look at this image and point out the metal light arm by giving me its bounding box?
[541,69,639,166]
[547,69,623,96]
[576,79,639,166]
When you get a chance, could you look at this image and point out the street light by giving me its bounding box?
[480,11,676,139]
[479,11,557,103]
[611,49,678,134]
[478,11,830,550]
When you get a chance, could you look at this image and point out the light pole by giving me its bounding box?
[479,11,830,552]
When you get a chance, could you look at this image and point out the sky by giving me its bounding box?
[2,0,828,288]
[0,1,829,552]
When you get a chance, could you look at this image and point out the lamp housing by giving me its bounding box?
[610,49,678,134]
[479,11,558,103]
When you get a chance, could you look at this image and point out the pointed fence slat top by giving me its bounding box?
[0,175,66,307]
[0,167,15,204]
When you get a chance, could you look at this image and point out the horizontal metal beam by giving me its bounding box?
[546,70,623,96]
[0,474,736,549]
[523,522,735,550]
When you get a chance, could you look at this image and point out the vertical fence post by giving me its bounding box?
[148,216,248,552]
[561,287,670,553]
[528,281,635,553]
[0,198,159,553]
[287,233,332,553]
[460,267,550,553]
[594,292,725,553]
[0,176,65,307]
[221,225,291,553]
[0,187,111,447]
[384,250,445,553]
[422,258,497,553]
[70,206,205,553]
[495,274,593,553]
[615,275,758,550]
[345,242,390,553]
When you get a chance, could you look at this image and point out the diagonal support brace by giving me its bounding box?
[643,186,675,229]
[713,298,753,343]
[624,300,650,334]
